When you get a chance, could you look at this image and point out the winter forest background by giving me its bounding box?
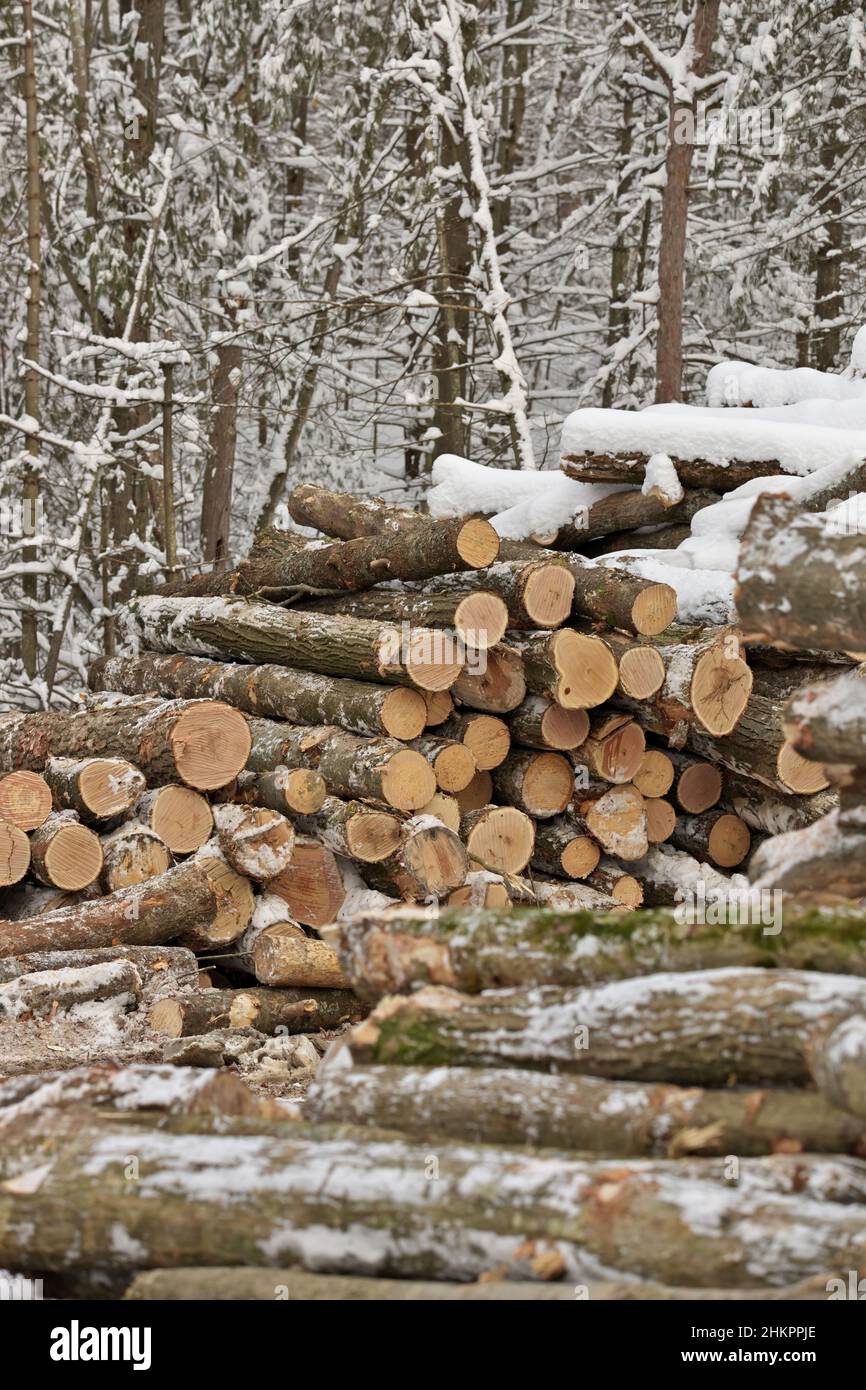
[0,0,862,708]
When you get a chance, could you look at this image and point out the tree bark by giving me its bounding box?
[123,596,463,693]
[348,969,866,1087]
[737,493,866,654]
[201,329,241,568]
[307,1062,866,1158]
[0,859,252,958]
[0,699,250,791]
[228,986,364,1034]
[160,516,499,599]
[2,1108,865,1286]
[248,924,351,989]
[334,901,866,1000]
[89,651,427,741]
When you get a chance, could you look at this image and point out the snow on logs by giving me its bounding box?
[124,595,464,693]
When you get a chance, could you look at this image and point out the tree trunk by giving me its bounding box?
[89,651,427,741]
[307,1062,866,1158]
[20,0,42,678]
[334,901,866,1000]
[654,1,721,400]
[0,699,250,791]
[201,330,241,568]
[123,596,463,693]
[3,1109,866,1286]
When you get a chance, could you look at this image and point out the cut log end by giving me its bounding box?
[460,715,511,771]
[454,592,509,650]
[197,855,257,942]
[268,839,346,928]
[79,758,146,818]
[609,873,643,908]
[584,784,647,861]
[448,881,511,907]
[103,830,172,891]
[145,785,214,854]
[455,770,493,815]
[43,824,104,890]
[419,793,461,833]
[381,750,437,811]
[540,703,589,750]
[522,752,575,817]
[633,749,675,799]
[431,742,476,793]
[560,834,601,879]
[676,761,722,814]
[553,630,619,709]
[777,742,830,795]
[691,647,753,736]
[453,644,526,712]
[381,687,427,741]
[645,797,677,844]
[618,647,666,699]
[0,821,31,886]
[423,690,454,727]
[346,810,403,862]
[281,769,328,814]
[405,646,463,693]
[403,824,469,896]
[707,813,751,868]
[147,997,185,1038]
[455,517,500,569]
[0,771,52,831]
[464,806,535,874]
[523,564,575,628]
[589,719,645,783]
[631,582,678,636]
[169,701,251,789]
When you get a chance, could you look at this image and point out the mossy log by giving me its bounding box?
[334,901,866,1000]
[347,969,866,1087]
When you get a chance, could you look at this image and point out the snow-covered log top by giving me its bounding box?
[561,402,866,476]
[706,361,866,409]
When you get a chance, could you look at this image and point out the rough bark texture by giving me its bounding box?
[89,651,427,741]
[308,1062,866,1157]
[348,970,866,1087]
[249,923,351,989]
[0,699,250,791]
[158,515,499,598]
[228,986,365,1034]
[737,492,866,654]
[783,669,866,767]
[2,1108,865,1286]
[124,595,462,692]
[0,859,248,958]
[298,587,509,651]
[334,901,866,1000]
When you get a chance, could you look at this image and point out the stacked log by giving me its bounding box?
[2,473,866,1302]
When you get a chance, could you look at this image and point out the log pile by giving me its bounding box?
[1,472,864,1301]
